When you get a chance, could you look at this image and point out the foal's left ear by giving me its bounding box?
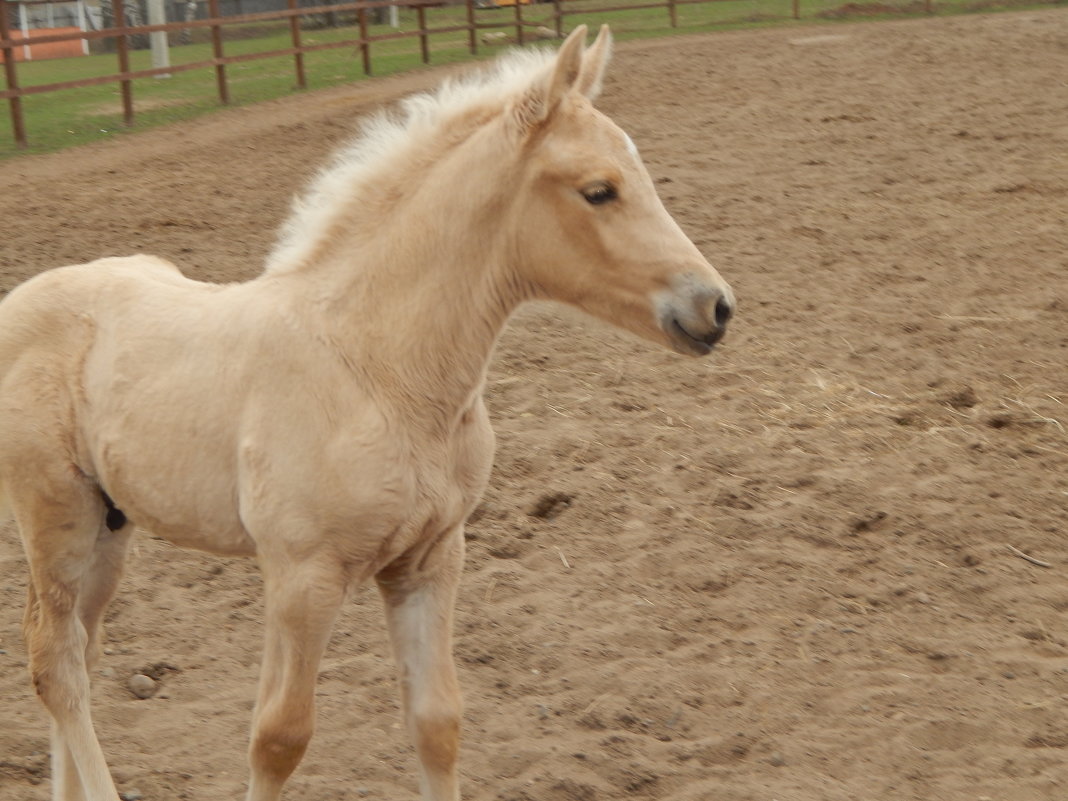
[512,24,587,130]
[577,25,613,100]
[546,24,588,108]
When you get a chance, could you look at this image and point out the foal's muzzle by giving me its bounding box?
[657,278,735,357]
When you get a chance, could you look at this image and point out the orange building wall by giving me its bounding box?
[0,27,85,63]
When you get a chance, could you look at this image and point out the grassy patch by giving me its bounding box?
[3,14,495,155]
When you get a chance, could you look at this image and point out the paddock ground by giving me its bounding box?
[2,10,1067,800]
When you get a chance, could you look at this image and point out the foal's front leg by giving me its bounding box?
[246,553,347,801]
[377,528,465,801]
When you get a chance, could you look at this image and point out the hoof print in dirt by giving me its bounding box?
[941,385,979,410]
[527,491,574,520]
[848,510,888,534]
[488,542,523,560]
[985,413,1014,429]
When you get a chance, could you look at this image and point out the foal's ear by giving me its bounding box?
[512,24,587,130]
[577,25,612,100]
[546,24,588,110]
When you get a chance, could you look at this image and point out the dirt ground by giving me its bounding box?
[2,9,1067,801]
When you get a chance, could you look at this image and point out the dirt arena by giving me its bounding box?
[2,9,1067,800]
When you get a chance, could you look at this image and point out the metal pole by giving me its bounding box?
[112,0,134,125]
[206,0,229,103]
[0,0,27,148]
[287,0,305,89]
[76,0,89,55]
[147,0,170,77]
[18,0,28,61]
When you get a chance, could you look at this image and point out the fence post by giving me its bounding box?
[357,4,371,76]
[0,0,27,148]
[668,0,676,27]
[552,0,562,38]
[514,0,523,46]
[792,0,800,19]
[112,0,135,125]
[287,0,305,89]
[417,3,429,64]
[205,0,229,103]
[465,0,476,55]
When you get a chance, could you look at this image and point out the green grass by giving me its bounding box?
[1,0,1062,156]
[2,14,495,155]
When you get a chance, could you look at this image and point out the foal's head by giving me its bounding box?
[506,26,734,356]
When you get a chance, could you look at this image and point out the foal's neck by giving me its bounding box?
[275,125,526,432]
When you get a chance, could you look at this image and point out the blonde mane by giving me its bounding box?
[265,48,557,275]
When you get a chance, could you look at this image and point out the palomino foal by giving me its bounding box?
[0,25,733,801]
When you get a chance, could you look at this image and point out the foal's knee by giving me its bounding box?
[250,716,314,784]
[412,708,461,774]
[25,611,90,703]
[28,657,90,715]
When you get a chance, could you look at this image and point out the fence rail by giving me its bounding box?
[0,0,946,148]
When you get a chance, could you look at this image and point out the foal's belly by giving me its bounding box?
[87,436,258,557]
[109,485,258,557]
[141,516,258,557]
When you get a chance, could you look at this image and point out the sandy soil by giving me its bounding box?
[2,9,1068,801]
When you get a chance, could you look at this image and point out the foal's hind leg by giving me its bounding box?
[17,476,122,801]
[53,521,133,801]
[377,528,465,801]
[78,521,133,672]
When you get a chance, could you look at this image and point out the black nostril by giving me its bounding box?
[714,295,733,329]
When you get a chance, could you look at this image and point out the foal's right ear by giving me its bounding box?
[511,24,587,131]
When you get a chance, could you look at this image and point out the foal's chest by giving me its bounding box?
[382,401,496,556]
[409,401,496,530]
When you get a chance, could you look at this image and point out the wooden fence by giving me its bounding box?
[1,0,935,149]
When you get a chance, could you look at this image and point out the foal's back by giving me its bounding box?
[0,255,399,557]
[0,256,232,526]
[0,256,193,458]
[0,254,197,386]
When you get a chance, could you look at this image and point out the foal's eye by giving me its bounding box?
[581,183,618,206]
